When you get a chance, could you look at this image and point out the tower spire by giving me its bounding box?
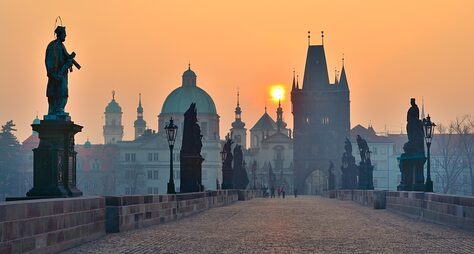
[112,90,115,100]
[139,93,142,107]
[296,75,300,89]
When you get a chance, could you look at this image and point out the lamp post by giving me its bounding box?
[423,114,436,192]
[165,117,178,194]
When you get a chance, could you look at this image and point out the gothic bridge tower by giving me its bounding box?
[292,35,350,193]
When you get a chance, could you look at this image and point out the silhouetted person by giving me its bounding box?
[294,188,298,198]
[270,186,275,198]
[282,187,286,198]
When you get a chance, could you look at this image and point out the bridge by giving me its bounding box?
[1,190,473,253]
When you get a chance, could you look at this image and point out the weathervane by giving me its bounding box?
[321,31,324,45]
[308,31,311,46]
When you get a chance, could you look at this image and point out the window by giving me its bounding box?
[131,153,136,162]
[148,153,153,161]
[91,159,101,170]
[153,153,159,161]
[147,187,153,194]
[321,117,330,125]
[125,153,130,161]
[153,170,159,179]
[153,188,159,194]
[254,135,259,147]
[125,187,131,195]
[147,170,153,180]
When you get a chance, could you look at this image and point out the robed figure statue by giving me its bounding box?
[341,138,358,189]
[45,25,80,118]
[180,103,205,192]
[398,98,426,191]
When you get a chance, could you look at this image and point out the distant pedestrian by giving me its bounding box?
[282,187,286,199]
[294,188,298,198]
[270,186,275,198]
[277,186,281,198]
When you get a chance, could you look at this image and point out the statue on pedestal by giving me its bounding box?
[8,23,84,200]
[221,138,234,189]
[357,135,374,190]
[398,98,426,191]
[232,145,249,189]
[180,103,204,193]
[341,138,358,189]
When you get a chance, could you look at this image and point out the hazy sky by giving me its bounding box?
[1,1,473,144]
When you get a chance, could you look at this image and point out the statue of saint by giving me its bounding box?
[356,135,370,164]
[406,98,420,143]
[45,26,80,117]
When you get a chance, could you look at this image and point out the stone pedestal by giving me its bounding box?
[358,163,374,190]
[26,119,83,198]
[180,154,204,193]
[397,154,426,191]
[222,166,234,190]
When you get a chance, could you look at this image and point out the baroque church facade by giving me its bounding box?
[105,66,221,194]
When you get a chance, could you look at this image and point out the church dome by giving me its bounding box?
[161,66,217,114]
[105,93,122,113]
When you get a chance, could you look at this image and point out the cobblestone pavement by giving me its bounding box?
[63,196,474,254]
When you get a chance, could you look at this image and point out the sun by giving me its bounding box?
[270,85,285,102]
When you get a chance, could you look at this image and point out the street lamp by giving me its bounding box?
[423,114,436,192]
[165,117,178,194]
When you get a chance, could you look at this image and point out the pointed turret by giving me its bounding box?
[302,44,330,90]
[296,75,300,90]
[134,93,147,139]
[421,97,425,119]
[230,90,247,148]
[339,65,349,90]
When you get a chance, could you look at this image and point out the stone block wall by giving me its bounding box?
[386,191,424,216]
[387,191,474,231]
[328,190,386,209]
[0,197,105,254]
[329,190,474,231]
[106,190,247,233]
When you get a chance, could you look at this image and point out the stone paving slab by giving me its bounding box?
[62,196,474,254]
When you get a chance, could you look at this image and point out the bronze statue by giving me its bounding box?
[341,138,358,189]
[398,98,426,191]
[232,145,249,189]
[356,135,374,190]
[45,25,81,118]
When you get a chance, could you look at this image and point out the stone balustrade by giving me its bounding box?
[0,190,259,253]
[0,197,105,254]
[329,189,474,231]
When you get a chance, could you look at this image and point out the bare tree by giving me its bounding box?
[451,115,474,195]
[433,123,465,194]
[120,162,145,195]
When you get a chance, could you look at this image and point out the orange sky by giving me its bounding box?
[1,1,473,144]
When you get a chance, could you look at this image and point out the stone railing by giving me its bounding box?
[328,189,474,231]
[386,191,474,231]
[0,190,259,253]
[105,190,254,233]
[328,190,386,209]
[0,197,105,254]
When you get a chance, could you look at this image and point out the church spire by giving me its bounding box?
[134,93,146,139]
[235,89,242,121]
[276,99,284,133]
[339,55,349,90]
[296,75,300,90]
